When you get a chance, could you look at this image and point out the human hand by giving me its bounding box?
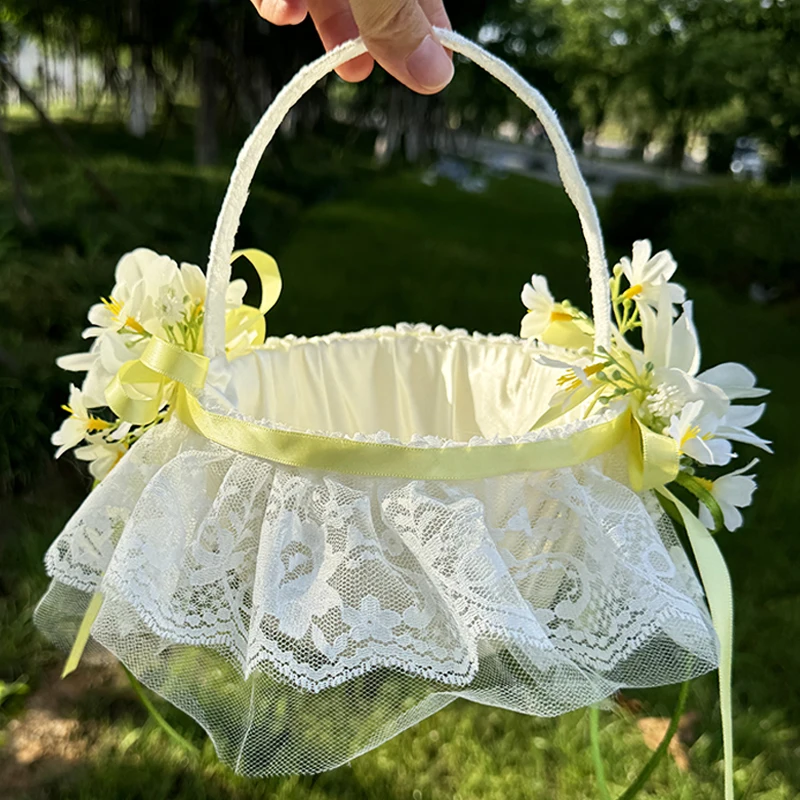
[251,0,453,94]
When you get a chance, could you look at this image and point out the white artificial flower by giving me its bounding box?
[56,349,98,373]
[180,262,207,306]
[716,403,773,453]
[618,239,686,308]
[84,249,193,340]
[83,283,150,339]
[155,283,188,326]
[106,421,133,441]
[74,436,128,481]
[537,354,597,391]
[696,362,770,400]
[115,248,182,300]
[180,261,247,309]
[58,332,145,408]
[698,459,759,532]
[667,400,733,466]
[640,287,700,376]
[639,383,687,422]
[520,275,557,339]
[83,248,179,339]
[51,385,108,457]
[638,285,729,420]
[519,274,592,348]
[532,353,608,427]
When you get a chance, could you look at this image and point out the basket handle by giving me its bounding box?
[203,28,612,358]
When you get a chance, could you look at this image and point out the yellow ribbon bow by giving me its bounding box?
[105,337,210,426]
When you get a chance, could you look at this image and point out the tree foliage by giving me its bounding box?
[1,0,798,179]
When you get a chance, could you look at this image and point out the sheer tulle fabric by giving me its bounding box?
[36,327,718,776]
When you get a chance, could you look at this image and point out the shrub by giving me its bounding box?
[603,181,800,296]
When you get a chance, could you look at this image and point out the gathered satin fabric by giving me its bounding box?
[223,328,561,443]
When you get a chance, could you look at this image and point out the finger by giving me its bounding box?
[418,0,450,32]
[350,0,454,94]
[418,0,452,61]
[254,0,308,25]
[306,0,374,82]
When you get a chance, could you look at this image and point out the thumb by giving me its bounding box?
[349,0,453,94]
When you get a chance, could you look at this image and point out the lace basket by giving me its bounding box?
[35,30,728,779]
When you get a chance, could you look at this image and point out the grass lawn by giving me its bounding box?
[0,121,798,799]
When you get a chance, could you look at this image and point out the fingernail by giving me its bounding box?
[406,35,454,91]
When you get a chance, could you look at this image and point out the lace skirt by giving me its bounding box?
[36,326,719,775]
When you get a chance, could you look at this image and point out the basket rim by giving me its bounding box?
[212,322,602,451]
[176,322,629,479]
[255,322,545,354]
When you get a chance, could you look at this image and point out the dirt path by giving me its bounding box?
[0,662,127,798]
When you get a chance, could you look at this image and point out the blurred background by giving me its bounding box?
[0,1,798,798]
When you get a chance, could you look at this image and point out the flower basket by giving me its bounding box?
[35,30,769,796]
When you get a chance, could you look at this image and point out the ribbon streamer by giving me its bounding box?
[61,591,104,678]
[659,488,734,800]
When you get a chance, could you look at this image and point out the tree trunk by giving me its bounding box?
[0,99,35,230]
[666,126,688,170]
[0,60,120,210]
[195,39,219,165]
[128,49,148,137]
[42,43,50,108]
[194,0,220,165]
[73,34,82,109]
[780,135,800,184]
[630,129,651,162]
[375,85,403,164]
[228,7,259,128]
[127,0,148,137]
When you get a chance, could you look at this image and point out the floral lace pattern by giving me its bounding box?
[42,420,717,695]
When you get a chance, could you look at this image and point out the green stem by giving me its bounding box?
[616,681,692,800]
[620,301,632,333]
[123,665,200,756]
[674,472,724,532]
[590,706,613,800]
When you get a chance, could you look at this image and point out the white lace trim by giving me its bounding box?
[39,421,717,695]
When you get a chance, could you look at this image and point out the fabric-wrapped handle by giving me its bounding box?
[203,28,612,358]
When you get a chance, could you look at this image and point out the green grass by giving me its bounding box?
[1,120,798,799]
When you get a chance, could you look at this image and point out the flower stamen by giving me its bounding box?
[86,418,113,432]
[101,296,147,335]
[680,424,702,450]
[557,363,604,388]
[123,316,146,335]
[621,284,643,301]
[101,296,123,317]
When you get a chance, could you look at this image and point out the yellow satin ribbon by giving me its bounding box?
[61,591,104,678]
[629,414,680,492]
[231,248,282,315]
[176,391,633,480]
[659,488,734,800]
